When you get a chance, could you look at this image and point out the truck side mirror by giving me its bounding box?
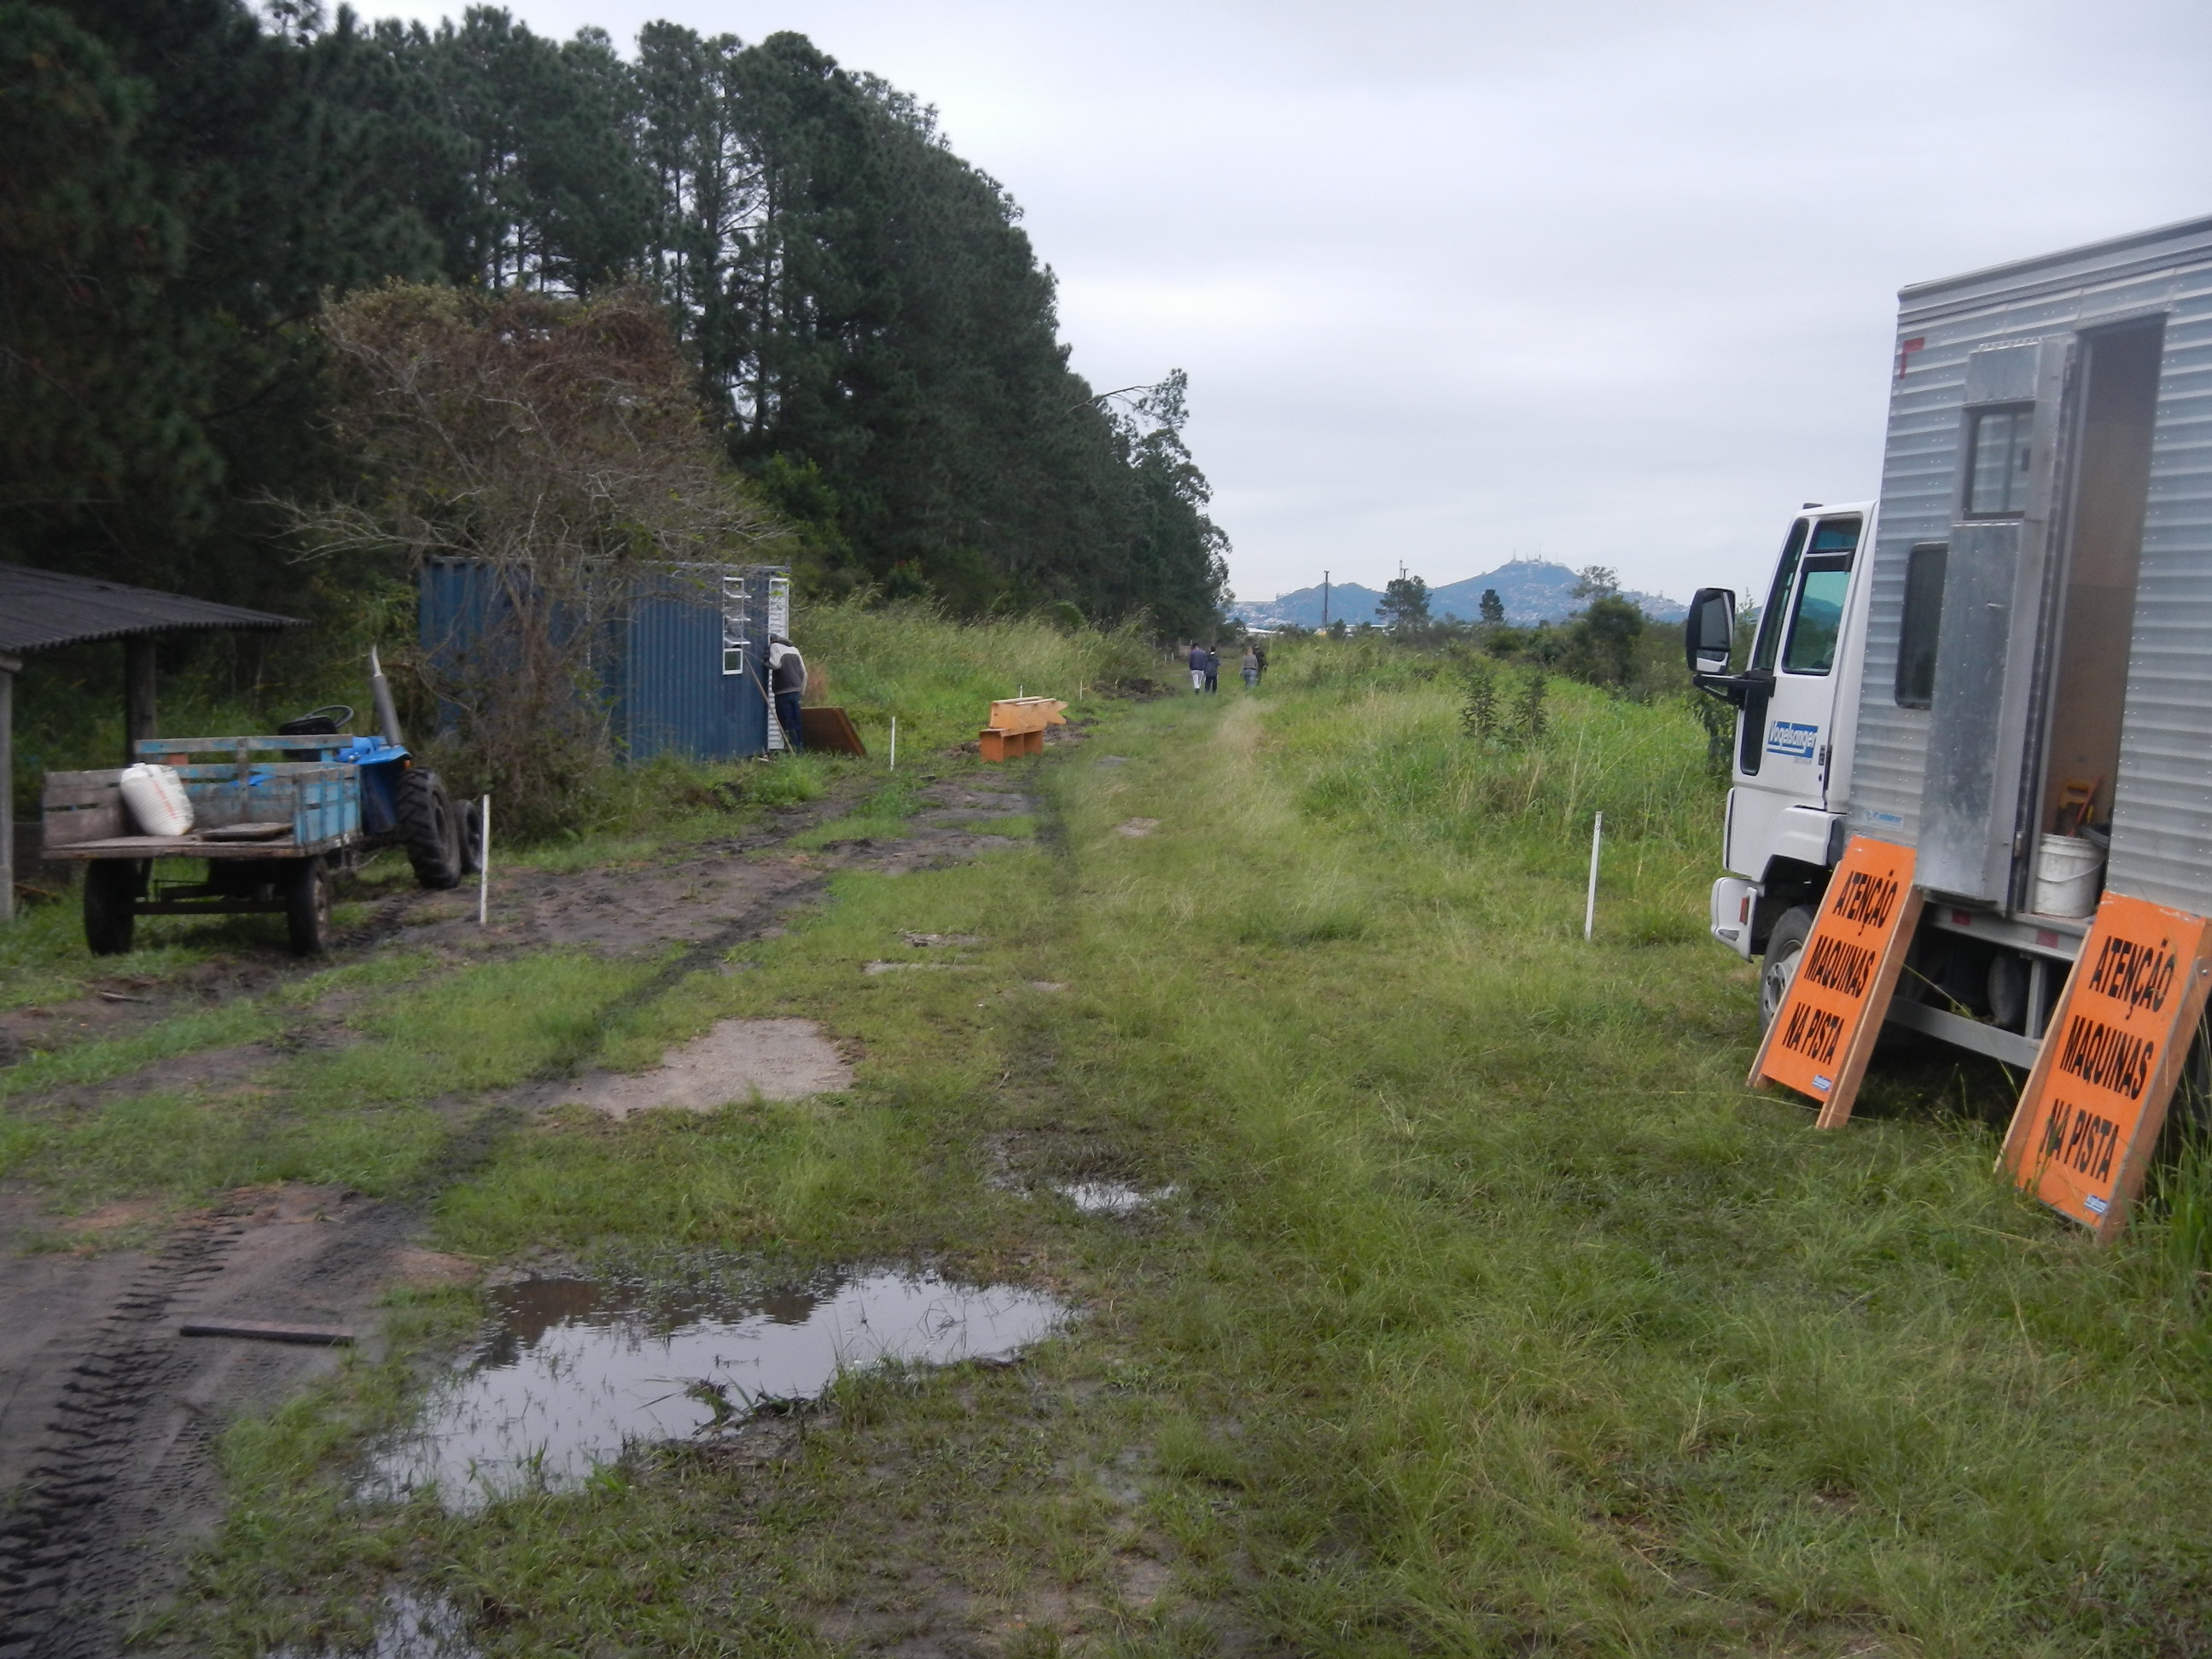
[1686,588,1735,675]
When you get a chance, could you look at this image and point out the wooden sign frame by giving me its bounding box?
[1999,893,2212,1241]
[1749,836,1924,1130]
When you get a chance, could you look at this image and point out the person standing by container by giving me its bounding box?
[769,632,806,752]
[1241,644,1260,689]
[1187,641,1207,694]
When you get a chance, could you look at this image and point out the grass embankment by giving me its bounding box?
[13,626,2212,1654]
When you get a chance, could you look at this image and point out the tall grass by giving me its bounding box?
[1265,636,1720,859]
[795,597,1159,754]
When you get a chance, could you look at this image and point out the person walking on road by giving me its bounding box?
[1187,641,1207,694]
[769,632,806,752]
[1204,644,1220,694]
[1242,645,1260,689]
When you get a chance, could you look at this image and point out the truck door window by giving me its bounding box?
[1965,406,2033,515]
[1894,541,1947,707]
[1783,561,1853,673]
[1779,517,1860,675]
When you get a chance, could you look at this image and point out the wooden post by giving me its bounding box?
[0,651,17,923]
[123,636,157,765]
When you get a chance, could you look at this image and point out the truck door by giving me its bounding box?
[1735,513,1861,814]
[1918,338,2072,904]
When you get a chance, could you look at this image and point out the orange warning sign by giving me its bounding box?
[1750,836,1923,1129]
[2000,894,2212,1240]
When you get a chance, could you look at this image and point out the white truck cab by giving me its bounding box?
[1691,504,1881,1025]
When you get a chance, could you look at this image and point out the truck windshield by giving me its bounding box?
[1750,520,1810,672]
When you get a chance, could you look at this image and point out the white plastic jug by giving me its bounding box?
[119,763,195,837]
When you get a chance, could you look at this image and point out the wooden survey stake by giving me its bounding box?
[1750,836,1923,1129]
[1999,894,2212,1241]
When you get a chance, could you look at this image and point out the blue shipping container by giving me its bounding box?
[418,560,788,763]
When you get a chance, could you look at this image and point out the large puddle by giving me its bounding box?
[370,1268,1067,1510]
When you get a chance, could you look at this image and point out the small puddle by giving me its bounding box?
[370,1268,1067,1510]
[1056,1181,1176,1215]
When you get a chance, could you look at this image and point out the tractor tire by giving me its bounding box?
[83,859,145,957]
[398,769,464,891]
[287,856,332,956]
[1758,905,1816,1029]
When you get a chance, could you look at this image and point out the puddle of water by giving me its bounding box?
[274,1589,479,1659]
[370,1269,1067,1511]
[1056,1181,1175,1215]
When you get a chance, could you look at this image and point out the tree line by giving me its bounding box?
[1,1,1229,638]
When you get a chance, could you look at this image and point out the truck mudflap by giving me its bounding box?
[1710,876,1759,958]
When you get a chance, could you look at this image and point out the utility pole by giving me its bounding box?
[1322,570,1330,630]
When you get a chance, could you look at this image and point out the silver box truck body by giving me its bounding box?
[1695,215,2212,1068]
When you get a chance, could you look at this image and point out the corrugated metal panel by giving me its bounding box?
[419,561,783,765]
[1849,224,2212,923]
[0,562,297,653]
[2106,262,2212,912]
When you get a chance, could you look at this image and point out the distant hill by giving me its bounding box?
[1231,560,1685,630]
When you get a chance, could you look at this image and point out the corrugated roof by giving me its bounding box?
[0,562,299,654]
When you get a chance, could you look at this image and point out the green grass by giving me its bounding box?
[25,640,2212,1656]
[796,597,1161,754]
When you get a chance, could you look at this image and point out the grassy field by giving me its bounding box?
[9,629,2212,1656]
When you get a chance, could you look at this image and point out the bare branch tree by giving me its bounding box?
[281,282,789,832]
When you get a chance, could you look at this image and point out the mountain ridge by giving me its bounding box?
[1230,560,1685,630]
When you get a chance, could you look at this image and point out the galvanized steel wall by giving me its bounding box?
[1848,217,2212,915]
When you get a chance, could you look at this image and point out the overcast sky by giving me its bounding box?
[362,0,2212,605]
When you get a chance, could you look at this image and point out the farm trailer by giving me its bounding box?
[1689,213,2212,1071]
[43,722,474,958]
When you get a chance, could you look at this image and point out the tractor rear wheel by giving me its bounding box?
[84,859,145,956]
[287,856,332,956]
[398,769,463,890]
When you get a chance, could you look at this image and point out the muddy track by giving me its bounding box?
[0,761,1050,1655]
[0,1220,236,1658]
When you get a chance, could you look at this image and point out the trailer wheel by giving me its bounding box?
[83,859,145,956]
[1758,905,1815,1028]
[397,769,463,890]
[457,794,485,876]
[287,856,332,956]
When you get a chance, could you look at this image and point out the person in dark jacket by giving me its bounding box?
[1204,644,1220,694]
[1187,641,1207,693]
[769,633,806,752]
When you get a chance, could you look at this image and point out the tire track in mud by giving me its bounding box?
[0,1220,239,1659]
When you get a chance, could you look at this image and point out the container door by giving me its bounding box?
[1732,514,1862,833]
[1918,338,2074,903]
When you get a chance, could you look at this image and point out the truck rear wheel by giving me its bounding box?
[287,856,332,956]
[398,769,463,891]
[1759,905,1815,1028]
[83,859,145,956]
